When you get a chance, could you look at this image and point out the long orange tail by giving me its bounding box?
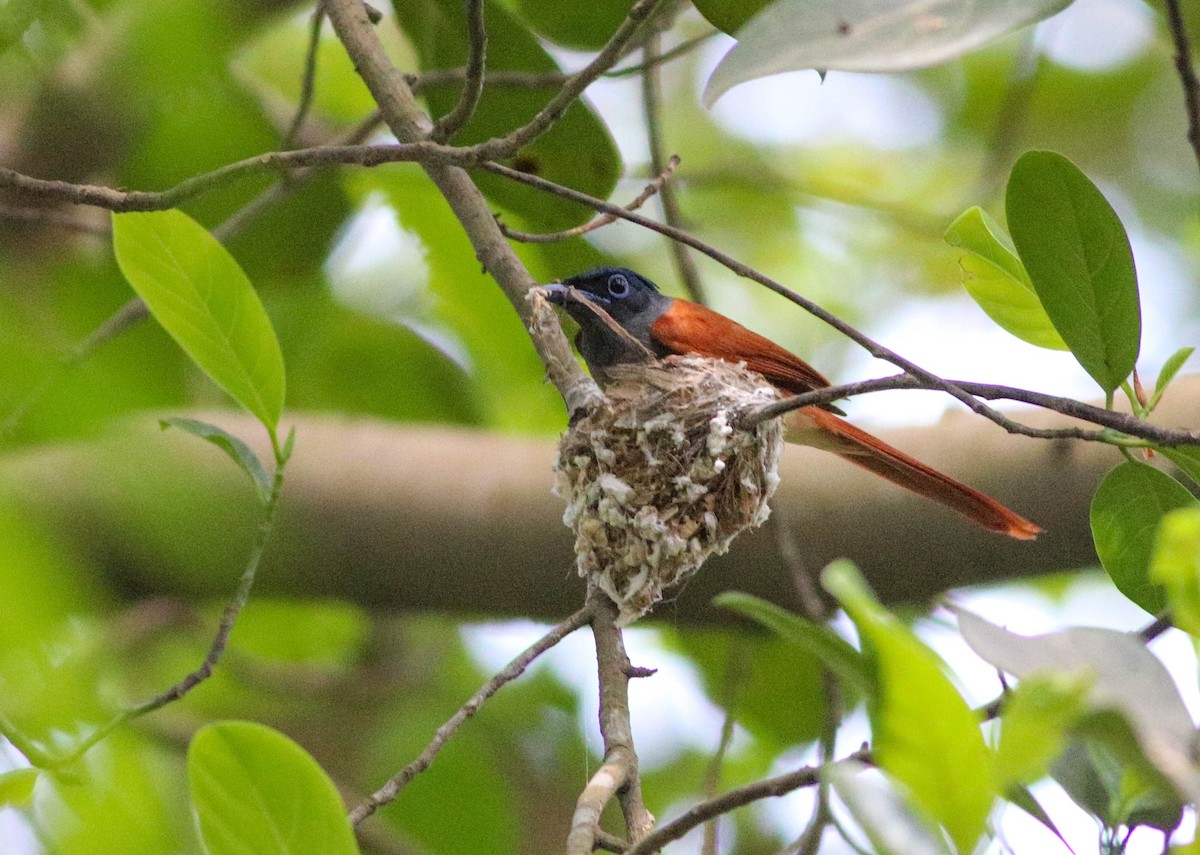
[785,408,1041,540]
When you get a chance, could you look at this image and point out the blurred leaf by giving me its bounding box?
[35,736,186,855]
[1050,738,1111,822]
[825,761,953,855]
[954,607,1200,805]
[0,767,38,807]
[671,627,826,746]
[691,0,772,35]
[825,562,993,853]
[1074,712,1184,833]
[393,0,620,229]
[160,418,273,505]
[229,599,370,669]
[1090,461,1194,614]
[1150,507,1200,637]
[944,206,1067,349]
[713,592,872,696]
[0,0,75,55]
[1004,785,1075,854]
[509,0,635,49]
[703,0,1070,106]
[270,285,484,426]
[1006,151,1141,393]
[189,721,359,855]
[112,209,286,432]
[995,673,1087,789]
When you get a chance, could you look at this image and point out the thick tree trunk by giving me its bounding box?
[6,378,1196,623]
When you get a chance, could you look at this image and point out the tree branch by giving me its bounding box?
[476,161,1200,449]
[281,0,328,150]
[461,0,665,162]
[624,748,872,855]
[740,374,1200,448]
[567,589,654,852]
[349,602,595,826]
[641,32,705,302]
[1165,0,1200,175]
[430,0,487,143]
[499,155,679,244]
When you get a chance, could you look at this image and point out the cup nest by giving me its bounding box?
[554,356,783,624]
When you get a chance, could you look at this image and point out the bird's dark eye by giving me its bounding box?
[606,273,631,298]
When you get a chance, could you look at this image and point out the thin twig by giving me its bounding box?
[641,32,704,302]
[738,373,1200,447]
[500,155,680,243]
[282,0,327,150]
[462,0,664,162]
[700,642,748,855]
[407,67,567,94]
[1165,0,1200,174]
[0,143,444,212]
[568,589,654,853]
[349,603,595,826]
[476,160,1200,449]
[607,29,719,78]
[431,0,487,143]
[625,748,873,855]
[594,829,630,853]
[787,674,841,855]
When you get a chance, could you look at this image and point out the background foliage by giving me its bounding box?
[1,0,1200,853]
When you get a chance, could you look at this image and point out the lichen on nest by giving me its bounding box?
[553,356,784,624]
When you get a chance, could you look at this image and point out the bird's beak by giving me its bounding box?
[542,283,570,305]
[541,283,609,307]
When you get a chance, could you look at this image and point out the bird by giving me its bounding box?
[544,266,1041,540]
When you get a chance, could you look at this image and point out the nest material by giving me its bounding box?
[554,356,784,624]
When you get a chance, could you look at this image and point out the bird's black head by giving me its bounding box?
[544,266,674,381]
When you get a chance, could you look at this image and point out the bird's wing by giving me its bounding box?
[649,299,832,395]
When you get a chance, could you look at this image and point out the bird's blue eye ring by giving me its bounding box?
[607,273,630,298]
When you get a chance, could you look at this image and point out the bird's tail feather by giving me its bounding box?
[786,408,1041,540]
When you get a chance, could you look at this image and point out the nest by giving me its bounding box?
[553,356,784,624]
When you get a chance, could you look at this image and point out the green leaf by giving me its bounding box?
[0,767,38,807]
[691,0,772,35]
[188,721,359,855]
[230,599,370,668]
[713,591,872,696]
[392,0,620,229]
[1005,151,1141,393]
[160,418,273,505]
[510,0,636,50]
[1090,461,1195,614]
[1150,507,1200,637]
[703,0,1071,106]
[824,562,994,853]
[112,209,286,432]
[944,206,1068,349]
[825,761,953,855]
[995,674,1088,789]
[1150,346,1194,410]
